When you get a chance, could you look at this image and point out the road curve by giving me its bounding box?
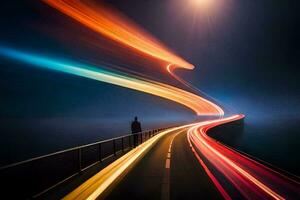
[64,116,300,200]
[105,115,300,200]
[188,115,300,200]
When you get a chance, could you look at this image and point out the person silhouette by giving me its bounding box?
[131,116,142,147]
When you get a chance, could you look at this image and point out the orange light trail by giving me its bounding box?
[188,115,300,199]
[167,63,196,89]
[43,0,194,70]
[39,0,225,116]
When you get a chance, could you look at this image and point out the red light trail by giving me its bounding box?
[188,115,300,199]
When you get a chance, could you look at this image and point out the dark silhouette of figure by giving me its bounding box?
[131,116,142,147]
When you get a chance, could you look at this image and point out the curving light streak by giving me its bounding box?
[187,134,232,200]
[167,64,193,89]
[0,47,223,116]
[43,0,194,70]
[167,63,226,111]
[39,0,225,116]
[188,115,300,199]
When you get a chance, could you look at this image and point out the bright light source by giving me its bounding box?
[192,0,215,10]
[194,0,208,5]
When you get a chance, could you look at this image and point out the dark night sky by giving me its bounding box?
[0,0,299,164]
[106,0,300,122]
[1,0,299,120]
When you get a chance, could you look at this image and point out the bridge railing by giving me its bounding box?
[0,127,169,199]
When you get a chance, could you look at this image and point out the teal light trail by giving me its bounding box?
[0,47,224,116]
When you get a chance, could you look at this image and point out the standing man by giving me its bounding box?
[131,116,142,147]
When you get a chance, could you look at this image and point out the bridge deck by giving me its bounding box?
[105,128,222,200]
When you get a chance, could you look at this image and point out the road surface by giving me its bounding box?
[105,128,223,200]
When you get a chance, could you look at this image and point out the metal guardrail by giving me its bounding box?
[0,127,168,198]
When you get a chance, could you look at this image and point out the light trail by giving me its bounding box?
[0,0,225,116]
[0,47,223,116]
[187,128,232,200]
[5,0,299,199]
[167,64,193,89]
[187,115,300,199]
[64,124,198,200]
[43,0,194,70]
[167,63,227,112]
[39,0,225,116]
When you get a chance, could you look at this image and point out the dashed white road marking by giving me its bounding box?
[167,152,171,158]
[161,129,186,200]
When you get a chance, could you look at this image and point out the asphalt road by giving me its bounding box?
[105,128,223,200]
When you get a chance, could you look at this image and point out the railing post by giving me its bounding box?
[99,143,102,162]
[113,139,116,156]
[121,137,124,152]
[141,133,143,143]
[129,135,132,148]
[78,148,82,172]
